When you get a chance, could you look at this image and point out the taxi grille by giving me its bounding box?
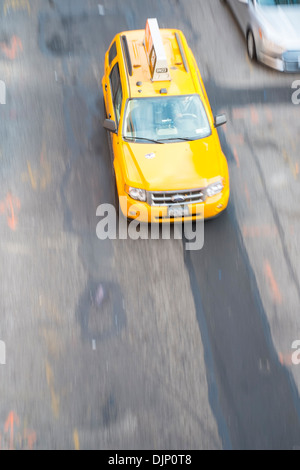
[149,188,206,206]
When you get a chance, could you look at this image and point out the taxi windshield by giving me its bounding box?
[123,95,211,143]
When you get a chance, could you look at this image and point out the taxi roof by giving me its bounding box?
[118,28,198,98]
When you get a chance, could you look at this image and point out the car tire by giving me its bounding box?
[247,30,257,61]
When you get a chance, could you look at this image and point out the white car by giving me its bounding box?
[222,0,300,72]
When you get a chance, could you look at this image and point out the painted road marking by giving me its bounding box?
[0,341,5,365]
[228,133,244,146]
[258,358,270,373]
[232,106,273,126]
[279,352,293,366]
[244,183,251,208]
[23,145,51,191]
[27,160,37,190]
[291,139,297,153]
[4,411,19,450]
[242,225,277,238]
[0,411,36,450]
[0,36,23,60]
[45,361,60,419]
[41,328,62,361]
[232,107,246,120]
[73,429,80,450]
[24,429,36,450]
[233,147,240,168]
[40,144,51,190]
[0,193,21,230]
[250,106,259,125]
[98,4,105,15]
[0,241,30,255]
[39,295,63,326]
[264,107,273,124]
[283,149,298,180]
[0,234,77,254]
[0,81,6,105]
[4,0,30,16]
[264,260,282,304]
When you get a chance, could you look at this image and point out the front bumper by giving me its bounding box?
[259,49,300,73]
[120,189,230,223]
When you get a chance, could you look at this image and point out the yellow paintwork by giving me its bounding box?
[102,26,230,222]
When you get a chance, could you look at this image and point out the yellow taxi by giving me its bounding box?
[102,18,229,222]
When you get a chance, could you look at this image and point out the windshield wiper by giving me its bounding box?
[157,137,197,142]
[123,136,164,144]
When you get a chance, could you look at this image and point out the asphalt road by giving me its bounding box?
[0,0,300,450]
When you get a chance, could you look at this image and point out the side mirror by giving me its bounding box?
[214,114,227,128]
[103,118,117,133]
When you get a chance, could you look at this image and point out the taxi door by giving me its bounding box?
[103,42,115,114]
[103,41,120,154]
[103,40,124,200]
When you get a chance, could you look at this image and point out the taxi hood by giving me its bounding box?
[122,136,225,191]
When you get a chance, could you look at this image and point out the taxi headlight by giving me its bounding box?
[126,186,147,202]
[206,181,224,198]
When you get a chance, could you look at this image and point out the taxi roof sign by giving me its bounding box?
[144,18,171,82]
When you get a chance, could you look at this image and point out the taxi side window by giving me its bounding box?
[109,63,123,124]
[108,42,117,66]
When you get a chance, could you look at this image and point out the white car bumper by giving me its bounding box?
[259,49,300,73]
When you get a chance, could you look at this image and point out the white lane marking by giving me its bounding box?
[0,80,6,105]
[98,4,104,15]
